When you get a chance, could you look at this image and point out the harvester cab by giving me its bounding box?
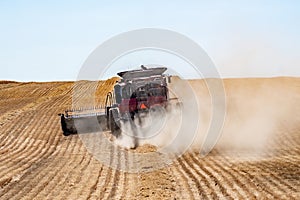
[59,65,172,136]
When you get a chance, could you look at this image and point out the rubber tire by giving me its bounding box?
[109,109,120,137]
[63,131,71,136]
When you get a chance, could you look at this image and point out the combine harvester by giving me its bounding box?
[59,65,174,136]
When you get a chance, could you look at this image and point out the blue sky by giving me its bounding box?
[0,0,299,81]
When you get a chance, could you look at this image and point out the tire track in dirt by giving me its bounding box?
[268,158,299,193]
[176,156,208,199]
[88,166,112,199]
[36,138,84,193]
[41,142,91,199]
[59,147,122,200]
[0,140,62,199]
[202,154,252,199]
[211,156,258,198]
[0,111,48,157]
[78,134,111,200]
[37,95,71,111]
[219,150,294,199]
[0,111,34,146]
[107,148,131,199]
[184,153,235,199]
[0,125,51,182]
[207,151,261,199]
[0,125,62,196]
[0,98,35,117]
[119,151,129,200]
[120,151,139,200]
[105,149,122,200]
[86,165,104,200]
[250,160,298,199]
[185,153,238,199]
[234,160,283,199]
[0,87,69,198]
[0,134,76,199]
[171,158,198,199]
[0,89,66,147]
[66,158,101,199]
[0,96,42,134]
[98,141,115,199]
[0,110,61,181]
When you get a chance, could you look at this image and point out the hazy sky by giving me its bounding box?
[0,0,299,81]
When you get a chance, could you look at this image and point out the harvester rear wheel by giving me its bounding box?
[109,109,120,137]
[63,131,71,136]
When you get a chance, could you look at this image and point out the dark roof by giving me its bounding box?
[117,67,167,80]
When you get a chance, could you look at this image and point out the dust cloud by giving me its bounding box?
[191,77,300,157]
[115,77,300,158]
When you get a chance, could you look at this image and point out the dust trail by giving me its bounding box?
[191,77,300,158]
[115,106,181,149]
[115,77,300,158]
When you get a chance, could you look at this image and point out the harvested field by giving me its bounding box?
[0,77,299,199]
